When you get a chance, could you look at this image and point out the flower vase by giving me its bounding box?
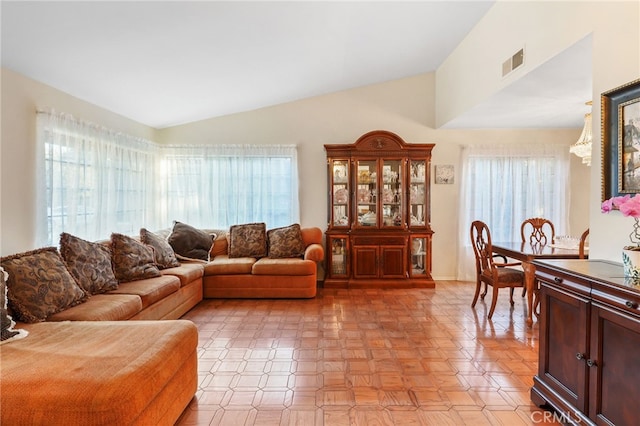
[622,248,640,278]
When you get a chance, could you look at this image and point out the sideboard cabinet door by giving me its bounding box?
[588,302,640,425]
[536,279,590,413]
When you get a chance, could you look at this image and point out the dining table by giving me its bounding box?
[491,241,587,327]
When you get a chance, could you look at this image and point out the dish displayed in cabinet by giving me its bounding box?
[334,188,348,204]
[382,188,394,203]
[357,188,371,203]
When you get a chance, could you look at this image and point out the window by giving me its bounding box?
[160,144,299,229]
[457,144,570,280]
[37,110,299,246]
[37,111,159,246]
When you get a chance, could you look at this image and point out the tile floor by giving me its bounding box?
[176,281,561,425]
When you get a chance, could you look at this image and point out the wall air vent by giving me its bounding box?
[502,48,525,77]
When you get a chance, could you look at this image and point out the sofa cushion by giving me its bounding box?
[228,222,267,258]
[47,293,143,321]
[204,255,256,275]
[0,320,198,426]
[267,223,306,259]
[252,258,316,276]
[1,267,28,344]
[111,233,162,282]
[0,247,88,323]
[140,228,181,269]
[161,263,205,287]
[107,275,180,309]
[59,232,119,295]
[167,221,215,261]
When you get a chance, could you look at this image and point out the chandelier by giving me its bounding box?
[569,101,593,166]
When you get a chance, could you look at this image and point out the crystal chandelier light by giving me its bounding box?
[569,101,593,166]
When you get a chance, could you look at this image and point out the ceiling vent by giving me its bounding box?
[502,48,524,77]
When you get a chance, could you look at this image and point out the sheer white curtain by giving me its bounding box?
[160,144,299,229]
[456,144,570,281]
[36,109,161,246]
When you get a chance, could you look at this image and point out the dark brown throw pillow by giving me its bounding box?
[167,221,215,261]
[267,224,306,259]
[0,247,88,323]
[228,222,267,258]
[111,233,161,282]
[1,267,28,343]
[140,228,181,269]
[59,232,119,294]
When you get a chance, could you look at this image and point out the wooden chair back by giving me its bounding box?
[579,229,589,259]
[521,218,555,245]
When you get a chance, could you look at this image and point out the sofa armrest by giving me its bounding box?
[304,243,324,262]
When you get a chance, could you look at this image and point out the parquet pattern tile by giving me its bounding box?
[176,281,561,425]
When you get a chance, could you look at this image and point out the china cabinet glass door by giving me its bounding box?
[328,236,348,277]
[381,159,403,227]
[409,160,427,228]
[410,236,427,277]
[355,160,377,227]
[330,160,350,227]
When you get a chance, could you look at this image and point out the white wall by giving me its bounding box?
[0,68,159,255]
[437,0,640,262]
[158,74,588,279]
[1,68,588,279]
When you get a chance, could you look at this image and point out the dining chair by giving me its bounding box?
[521,217,556,245]
[579,228,589,259]
[470,220,525,319]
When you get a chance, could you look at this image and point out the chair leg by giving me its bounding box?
[481,282,487,299]
[509,287,515,305]
[521,287,526,297]
[488,287,499,319]
[471,278,481,307]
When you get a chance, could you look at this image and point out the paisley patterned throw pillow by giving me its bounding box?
[59,232,119,294]
[267,224,306,259]
[111,233,161,282]
[228,222,267,258]
[0,247,88,323]
[140,228,181,269]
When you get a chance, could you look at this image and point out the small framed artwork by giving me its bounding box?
[602,78,640,200]
[435,165,454,184]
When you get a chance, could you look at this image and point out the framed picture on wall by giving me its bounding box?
[602,78,640,200]
[434,165,454,184]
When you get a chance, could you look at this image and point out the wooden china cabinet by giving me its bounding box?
[324,130,435,289]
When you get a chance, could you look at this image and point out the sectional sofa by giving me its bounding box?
[0,222,324,425]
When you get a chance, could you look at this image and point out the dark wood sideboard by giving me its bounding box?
[532,259,640,426]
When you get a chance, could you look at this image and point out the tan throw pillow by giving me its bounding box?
[228,222,267,258]
[167,221,215,261]
[140,228,181,269]
[111,233,161,282]
[59,232,119,294]
[1,267,28,344]
[267,224,306,259]
[0,247,88,323]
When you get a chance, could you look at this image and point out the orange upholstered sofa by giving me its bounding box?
[201,226,324,298]
[0,224,323,425]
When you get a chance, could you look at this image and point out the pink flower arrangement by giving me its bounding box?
[602,194,640,248]
[602,194,640,217]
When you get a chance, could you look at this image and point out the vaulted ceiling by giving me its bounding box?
[1,1,591,129]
